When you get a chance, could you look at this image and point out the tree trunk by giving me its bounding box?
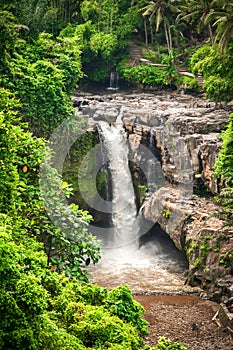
[155,41,161,57]
[150,23,154,44]
[164,20,171,54]
[144,19,148,47]
[168,22,173,52]
[208,23,214,45]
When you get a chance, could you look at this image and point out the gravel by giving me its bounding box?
[134,294,233,350]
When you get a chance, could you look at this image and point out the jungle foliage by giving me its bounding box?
[0,1,232,349]
[0,1,233,103]
[0,87,101,282]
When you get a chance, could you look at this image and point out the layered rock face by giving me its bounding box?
[73,90,233,302]
[144,187,233,302]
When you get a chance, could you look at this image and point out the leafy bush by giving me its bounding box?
[214,113,233,187]
[66,303,140,348]
[174,75,199,90]
[0,228,149,350]
[154,336,188,349]
[204,75,232,102]
[189,44,233,101]
[90,32,118,60]
[119,64,169,86]
[105,285,148,336]
[0,215,48,350]
[189,46,213,75]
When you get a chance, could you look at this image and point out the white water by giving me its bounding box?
[107,71,119,91]
[97,112,138,247]
[93,113,188,293]
[89,229,188,293]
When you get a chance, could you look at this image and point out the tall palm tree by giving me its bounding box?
[177,0,215,45]
[205,0,233,52]
[140,0,179,54]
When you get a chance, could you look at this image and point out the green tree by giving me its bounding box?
[39,157,102,281]
[141,0,179,53]
[81,0,119,33]
[0,0,82,38]
[0,32,83,137]
[205,0,233,52]
[0,11,18,64]
[177,0,215,45]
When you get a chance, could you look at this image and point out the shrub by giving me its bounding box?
[214,113,233,187]
[119,64,168,86]
[0,218,149,349]
[189,44,233,101]
[105,285,148,336]
[154,336,188,349]
[174,75,199,90]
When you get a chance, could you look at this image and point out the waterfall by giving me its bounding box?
[97,113,138,247]
[107,70,119,91]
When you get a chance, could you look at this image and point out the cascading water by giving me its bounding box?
[97,110,138,247]
[89,107,188,292]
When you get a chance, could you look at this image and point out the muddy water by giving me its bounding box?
[89,228,188,293]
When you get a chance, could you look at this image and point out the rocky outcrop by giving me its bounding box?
[143,186,233,302]
[122,94,227,194]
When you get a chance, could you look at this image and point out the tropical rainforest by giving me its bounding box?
[0,0,232,349]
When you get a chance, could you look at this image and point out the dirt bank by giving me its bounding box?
[134,294,233,350]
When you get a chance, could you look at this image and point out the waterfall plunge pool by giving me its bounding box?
[89,223,188,293]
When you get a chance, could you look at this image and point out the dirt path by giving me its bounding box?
[134,294,233,350]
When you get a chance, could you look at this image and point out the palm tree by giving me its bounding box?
[176,0,215,45]
[205,0,233,52]
[140,0,179,54]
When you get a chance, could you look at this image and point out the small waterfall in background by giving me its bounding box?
[97,110,138,247]
[107,70,119,91]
